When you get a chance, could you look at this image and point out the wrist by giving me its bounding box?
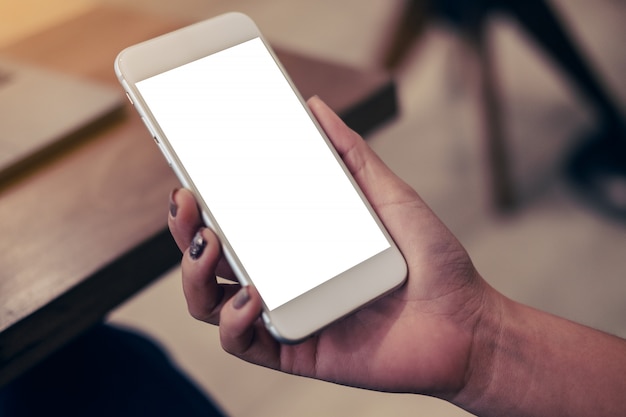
[449,280,508,415]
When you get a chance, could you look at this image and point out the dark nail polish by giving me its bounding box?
[233,287,250,310]
[189,230,206,260]
[169,189,179,218]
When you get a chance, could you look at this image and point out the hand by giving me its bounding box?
[168,96,490,398]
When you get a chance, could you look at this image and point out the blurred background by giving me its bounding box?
[3,0,626,416]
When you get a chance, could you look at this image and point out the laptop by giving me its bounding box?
[0,57,123,181]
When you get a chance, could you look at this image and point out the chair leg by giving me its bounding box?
[383,0,518,210]
[382,0,432,69]
[501,0,626,219]
[467,17,518,211]
[503,0,624,132]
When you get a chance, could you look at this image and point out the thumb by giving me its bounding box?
[307,95,376,175]
[307,96,420,209]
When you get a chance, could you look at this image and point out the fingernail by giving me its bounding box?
[189,230,206,260]
[169,188,179,218]
[232,287,250,310]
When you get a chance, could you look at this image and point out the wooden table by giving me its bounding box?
[0,6,396,387]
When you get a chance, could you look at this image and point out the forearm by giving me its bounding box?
[454,283,626,417]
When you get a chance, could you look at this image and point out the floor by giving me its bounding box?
[7,1,625,416]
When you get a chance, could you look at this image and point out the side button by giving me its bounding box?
[140,116,158,143]
[160,147,174,167]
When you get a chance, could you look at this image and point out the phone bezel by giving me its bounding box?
[115,12,407,343]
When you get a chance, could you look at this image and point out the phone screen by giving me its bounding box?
[136,37,390,310]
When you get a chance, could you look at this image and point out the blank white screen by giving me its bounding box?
[136,38,389,310]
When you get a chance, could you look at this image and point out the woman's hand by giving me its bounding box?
[168,96,490,398]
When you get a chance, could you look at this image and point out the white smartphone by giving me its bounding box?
[115,12,407,343]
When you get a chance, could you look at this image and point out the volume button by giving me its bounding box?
[160,148,174,167]
[140,116,158,143]
[139,116,173,167]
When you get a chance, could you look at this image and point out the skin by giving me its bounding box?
[168,96,626,417]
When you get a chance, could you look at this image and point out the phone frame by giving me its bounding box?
[115,12,407,343]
